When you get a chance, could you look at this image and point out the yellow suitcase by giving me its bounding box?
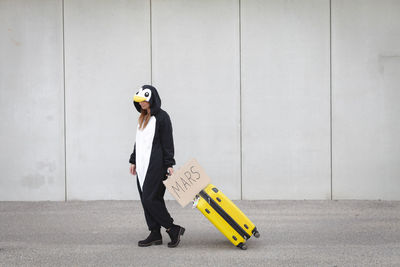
[194,184,260,249]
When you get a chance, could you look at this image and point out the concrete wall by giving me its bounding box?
[0,0,399,201]
[241,0,331,199]
[0,0,65,201]
[332,0,400,200]
[151,0,241,199]
[64,0,150,200]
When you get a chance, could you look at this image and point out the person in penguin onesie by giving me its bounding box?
[129,85,185,248]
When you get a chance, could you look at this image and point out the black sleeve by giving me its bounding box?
[159,113,176,168]
[129,143,136,164]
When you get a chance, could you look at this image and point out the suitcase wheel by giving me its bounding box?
[252,227,260,238]
[237,243,247,250]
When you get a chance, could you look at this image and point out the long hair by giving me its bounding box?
[138,108,151,130]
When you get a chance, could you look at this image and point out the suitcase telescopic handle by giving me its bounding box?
[199,190,211,204]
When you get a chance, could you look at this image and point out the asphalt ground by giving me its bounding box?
[0,200,399,266]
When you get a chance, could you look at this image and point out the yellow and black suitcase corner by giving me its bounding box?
[194,184,260,250]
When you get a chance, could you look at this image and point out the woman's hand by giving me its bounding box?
[130,164,136,175]
[167,167,174,176]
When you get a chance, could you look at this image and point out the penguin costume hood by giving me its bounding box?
[133,85,161,115]
[130,84,176,191]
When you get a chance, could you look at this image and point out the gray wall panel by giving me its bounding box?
[0,0,65,200]
[2,0,400,201]
[64,0,150,200]
[332,0,400,199]
[241,0,331,199]
[152,0,241,199]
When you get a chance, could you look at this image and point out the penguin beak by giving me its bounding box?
[134,95,147,102]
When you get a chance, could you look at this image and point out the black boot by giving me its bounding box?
[138,229,162,247]
[166,225,185,248]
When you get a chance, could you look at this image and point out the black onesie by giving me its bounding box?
[129,85,176,231]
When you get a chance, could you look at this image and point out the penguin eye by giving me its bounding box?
[136,91,139,95]
[144,92,149,97]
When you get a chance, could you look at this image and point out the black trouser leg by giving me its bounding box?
[137,177,174,231]
[137,178,160,231]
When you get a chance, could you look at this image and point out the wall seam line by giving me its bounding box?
[329,0,333,200]
[62,0,67,202]
[239,0,243,200]
[150,0,153,84]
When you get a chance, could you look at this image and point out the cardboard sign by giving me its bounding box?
[163,158,211,207]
